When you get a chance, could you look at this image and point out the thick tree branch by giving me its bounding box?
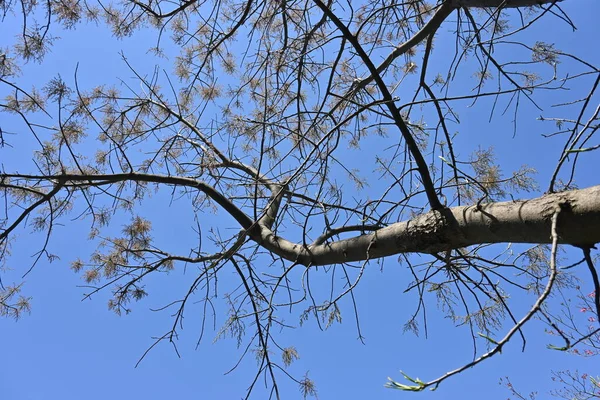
[258,185,600,266]
[2,173,599,267]
[388,202,564,391]
[0,172,256,234]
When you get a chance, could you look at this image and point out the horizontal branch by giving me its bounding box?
[258,185,600,265]
[2,173,598,267]
[0,172,256,234]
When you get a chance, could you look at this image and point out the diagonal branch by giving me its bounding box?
[350,1,455,95]
[311,0,442,210]
[387,200,564,391]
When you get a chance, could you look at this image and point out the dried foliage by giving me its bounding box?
[1,0,599,398]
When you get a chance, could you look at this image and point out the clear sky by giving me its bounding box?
[1,1,599,399]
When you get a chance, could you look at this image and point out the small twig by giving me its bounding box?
[582,247,600,323]
[387,205,562,391]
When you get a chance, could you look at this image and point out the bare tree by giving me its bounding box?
[1,0,599,397]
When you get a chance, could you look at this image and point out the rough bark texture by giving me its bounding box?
[258,185,600,266]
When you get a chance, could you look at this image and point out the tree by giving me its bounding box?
[1,0,599,398]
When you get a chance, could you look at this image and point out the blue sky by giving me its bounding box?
[1,1,599,399]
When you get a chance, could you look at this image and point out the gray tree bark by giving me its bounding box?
[257,185,600,266]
